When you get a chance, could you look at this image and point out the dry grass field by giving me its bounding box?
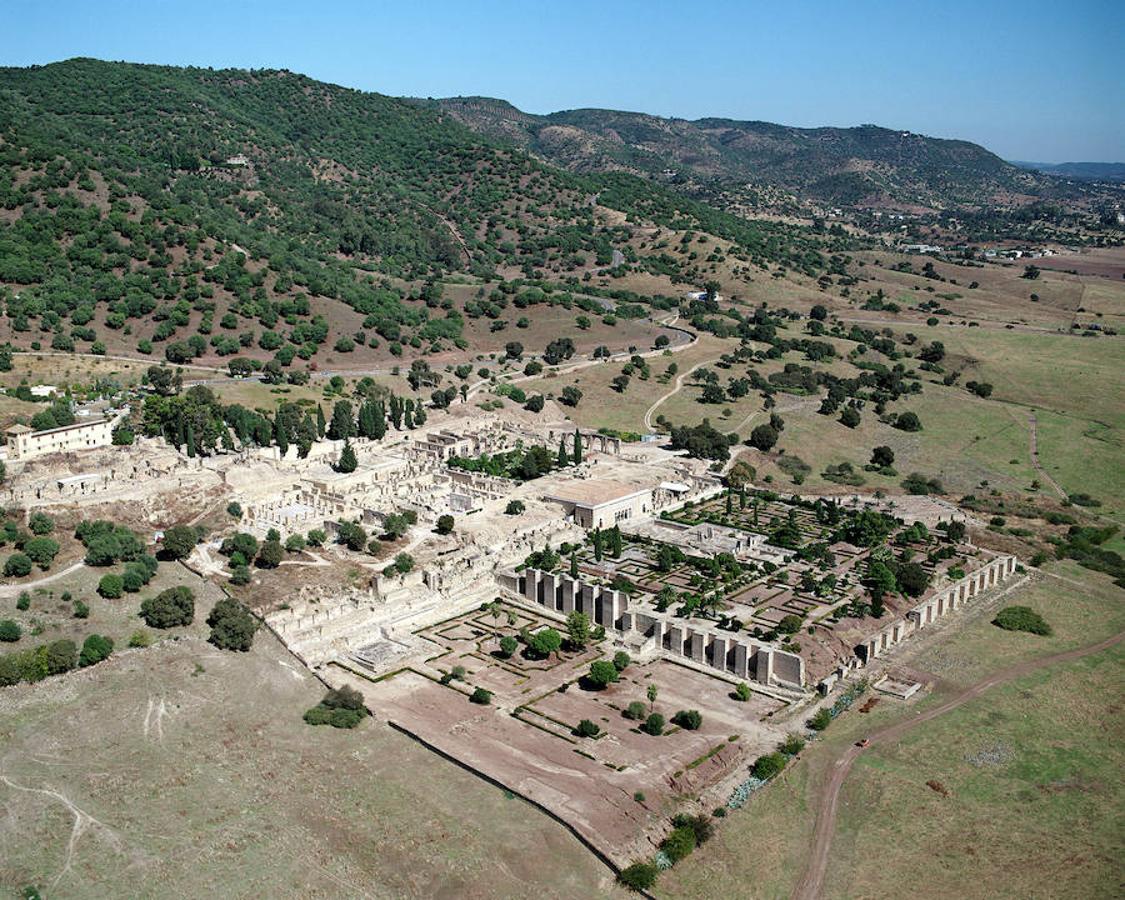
[0,614,617,899]
[660,562,1125,900]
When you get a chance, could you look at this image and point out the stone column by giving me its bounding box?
[733,642,750,679]
[668,625,686,655]
[711,635,729,672]
[756,647,774,683]
[523,569,540,604]
[689,632,705,663]
[560,577,576,614]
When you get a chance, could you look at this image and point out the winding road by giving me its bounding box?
[792,628,1125,900]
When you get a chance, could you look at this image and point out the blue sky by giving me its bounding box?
[4,0,1122,161]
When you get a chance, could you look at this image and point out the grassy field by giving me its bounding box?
[660,562,1124,899]
[827,646,1123,899]
[0,616,617,898]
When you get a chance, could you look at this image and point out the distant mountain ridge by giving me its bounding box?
[1013,161,1125,183]
[423,96,1069,211]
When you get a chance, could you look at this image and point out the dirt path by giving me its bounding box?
[1027,412,1067,499]
[643,360,712,430]
[792,628,1125,900]
[0,560,85,598]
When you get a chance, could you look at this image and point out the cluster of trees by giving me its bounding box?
[304,685,369,728]
[669,420,738,462]
[0,632,113,685]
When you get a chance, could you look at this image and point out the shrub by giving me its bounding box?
[660,825,697,862]
[469,687,492,705]
[306,686,369,728]
[284,534,306,553]
[255,539,284,569]
[752,752,788,780]
[140,586,194,628]
[498,635,518,658]
[613,650,631,671]
[207,597,257,651]
[575,718,600,738]
[0,619,21,642]
[587,659,620,688]
[672,812,715,846]
[642,713,665,736]
[618,861,659,892]
[128,630,152,648]
[4,553,32,577]
[16,591,30,610]
[226,502,243,520]
[73,600,90,619]
[624,700,648,720]
[734,682,752,702]
[435,514,454,535]
[28,513,54,535]
[45,639,78,675]
[672,709,703,730]
[808,708,833,731]
[504,500,525,516]
[97,574,124,598]
[79,634,114,667]
[993,605,1052,636]
[780,734,806,755]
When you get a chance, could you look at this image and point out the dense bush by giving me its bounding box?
[206,596,257,650]
[751,751,788,780]
[671,709,703,730]
[141,586,195,628]
[618,861,659,892]
[993,605,1052,636]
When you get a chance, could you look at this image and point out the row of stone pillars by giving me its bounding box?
[862,554,1017,662]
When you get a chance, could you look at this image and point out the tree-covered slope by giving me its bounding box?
[0,59,838,368]
[432,97,1065,210]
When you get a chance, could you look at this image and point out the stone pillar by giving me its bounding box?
[756,647,774,683]
[710,635,729,672]
[689,631,705,663]
[561,577,576,614]
[733,642,750,679]
[668,625,686,655]
[523,569,540,604]
[892,622,904,643]
[937,594,946,616]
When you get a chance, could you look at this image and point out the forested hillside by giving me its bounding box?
[430,97,1071,211]
[0,59,839,369]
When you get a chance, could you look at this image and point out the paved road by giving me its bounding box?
[792,627,1125,900]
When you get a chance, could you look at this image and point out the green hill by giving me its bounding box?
[430,97,1066,210]
[0,59,836,368]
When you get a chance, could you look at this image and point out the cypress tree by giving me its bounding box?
[573,430,583,464]
[373,400,387,439]
[315,404,326,438]
[275,416,289,458]
[557,438,569,468]
[593,527,603,562]
[336,440,357,473]
[185,422,197,458]
[570,553,578,578]
[609,526,623,558]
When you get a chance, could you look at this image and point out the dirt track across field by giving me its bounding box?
[792,628,1125,900]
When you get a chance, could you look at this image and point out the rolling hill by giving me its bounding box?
[0,59,839,370]
[427,96,1069,211]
